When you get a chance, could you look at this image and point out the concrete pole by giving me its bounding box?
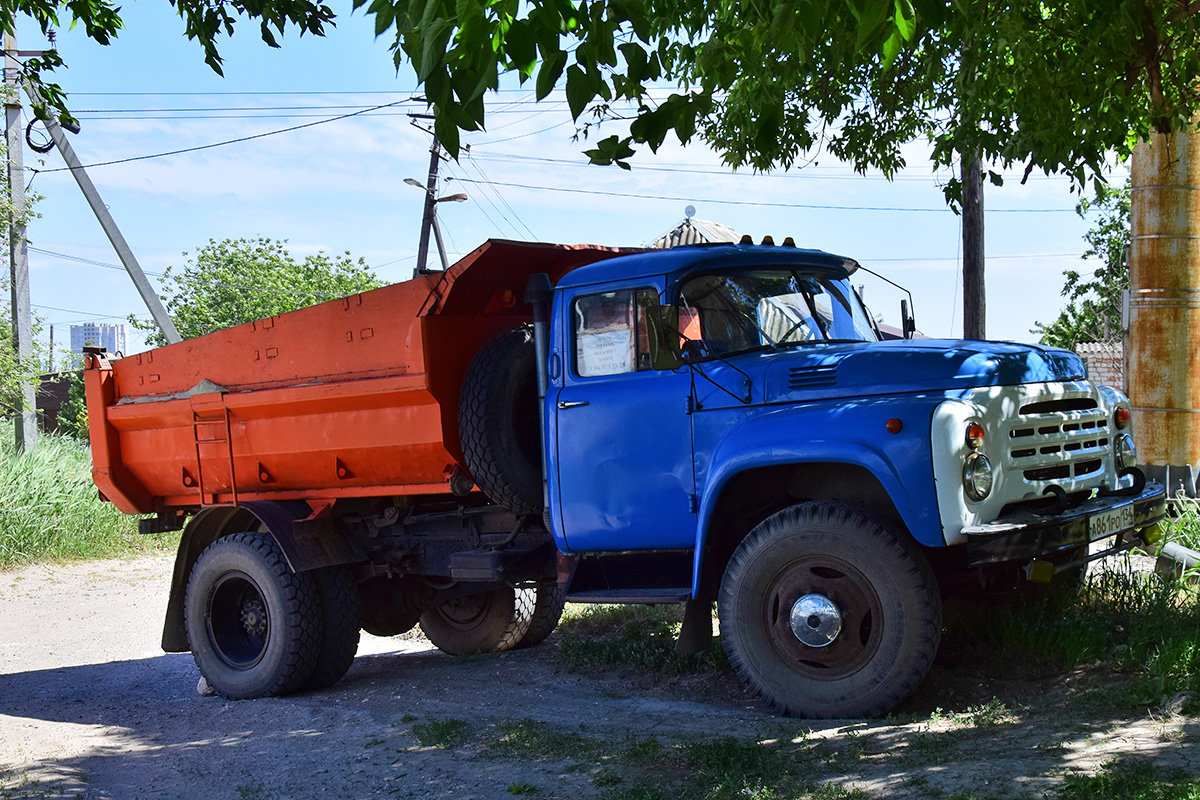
[1128,128,1200,497]
[414,137,441,276]
[29,89,181,344]
[962,150,986,340]
[5,32,36,452]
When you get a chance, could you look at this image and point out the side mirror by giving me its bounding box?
[901,299,916,340]
[645,303,683,371]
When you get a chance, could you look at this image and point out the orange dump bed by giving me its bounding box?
[86,240,636,515]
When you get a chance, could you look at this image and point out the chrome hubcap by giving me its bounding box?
[789,593,842,647]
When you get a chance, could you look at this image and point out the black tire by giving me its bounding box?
[512,583,566,649]
[419,586,534,656]
[358,576,427,638]
[302,565,361,692]
[718,503,941,719]
[184,532,321,699]
[459,327,543,513]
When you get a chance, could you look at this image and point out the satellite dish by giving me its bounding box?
[684,205,696,218]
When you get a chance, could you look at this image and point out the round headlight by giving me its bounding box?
[1116,434,1137,470]
[963,452,993,501]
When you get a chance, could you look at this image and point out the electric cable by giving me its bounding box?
[445,177,1078,213]
[35,99,412,173]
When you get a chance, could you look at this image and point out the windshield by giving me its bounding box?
[676,270,878,357]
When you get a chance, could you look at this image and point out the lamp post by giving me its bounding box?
[404,178,468,276]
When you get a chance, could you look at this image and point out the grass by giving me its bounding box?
[1057,760,1200,800]
[940,554,1200,708]
[0,421,176,569]
[556,603,729,675]
[410,715,473,748]
[1163,496,1200,553]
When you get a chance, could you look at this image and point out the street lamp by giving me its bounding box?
[404,179,468,275]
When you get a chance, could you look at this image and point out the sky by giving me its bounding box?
[10,4,1127,362]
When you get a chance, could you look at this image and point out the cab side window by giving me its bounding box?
[573,289,657,377]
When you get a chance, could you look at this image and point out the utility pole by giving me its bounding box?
[28,85,181,344]
[414,136,441,276]
[961,150,986,339]
[5,31,36,452]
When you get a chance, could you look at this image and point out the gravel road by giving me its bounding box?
[1,555,1197,800]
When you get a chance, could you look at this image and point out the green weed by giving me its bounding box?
[506,782,538,795]
[1163,497,1200,553]
[489,718,601,761]
[411,715,473,748]
[0,422,175,569]
[1057,759,1200,800]
[556,604,728,675]
[591,767,622,787]
[943,558,1200,706]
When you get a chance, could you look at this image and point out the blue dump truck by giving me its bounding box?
[87,238,1167,718]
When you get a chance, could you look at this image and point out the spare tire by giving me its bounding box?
[459,326,543,513]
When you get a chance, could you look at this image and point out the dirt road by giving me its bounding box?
[1,555,1196,799]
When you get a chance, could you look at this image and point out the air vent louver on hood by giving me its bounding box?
[787,364,839,390]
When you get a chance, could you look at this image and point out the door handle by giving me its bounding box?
[557,400,589,409]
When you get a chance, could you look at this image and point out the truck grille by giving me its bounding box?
[1006,398,1109,484]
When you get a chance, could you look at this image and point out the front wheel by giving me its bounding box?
[719,503,941,718]
[184,532,321,699]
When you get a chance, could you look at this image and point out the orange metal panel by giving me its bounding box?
[86,240,640,515]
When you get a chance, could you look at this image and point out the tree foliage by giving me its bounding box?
[362,0,1200,203]
[19,0,1200,203]
[1034,183,1131,349]
[55,370,88,441]
[7,0,334,128]
[130,237,383,346]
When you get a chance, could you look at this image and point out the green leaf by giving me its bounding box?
[855,0,889,51]
[506,18,537,76]
[417,19,453,81]
[880,29,902,68]
[583,135,635,168]
[893,0,916,40]
[564,63,593,119]
[536,50,567,100]
[434,113,462,158]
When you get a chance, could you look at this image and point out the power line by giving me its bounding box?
[33,302,129,319]
[30,246,164,276]
[29,246,365,298]
[444,177,1078,213]
[35,99,412,173]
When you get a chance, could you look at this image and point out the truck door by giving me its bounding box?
[552,286,696,552]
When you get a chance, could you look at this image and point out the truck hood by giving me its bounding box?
[757,339,1087,404]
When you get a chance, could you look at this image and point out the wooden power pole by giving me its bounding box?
[962,150,986,340]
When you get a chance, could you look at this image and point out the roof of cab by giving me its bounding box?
[553,241,860,289]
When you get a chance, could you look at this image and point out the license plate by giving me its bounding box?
[1088,504,1135,539]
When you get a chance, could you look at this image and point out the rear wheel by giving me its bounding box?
[719,503,941,718]
[419,586,534,656]
[184,532,321,699]
[512,583,566,649]
[303,565,360,692]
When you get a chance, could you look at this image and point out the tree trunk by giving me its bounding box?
[1128,129,1200,497]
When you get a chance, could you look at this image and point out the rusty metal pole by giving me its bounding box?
[1128,128,1200,497]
